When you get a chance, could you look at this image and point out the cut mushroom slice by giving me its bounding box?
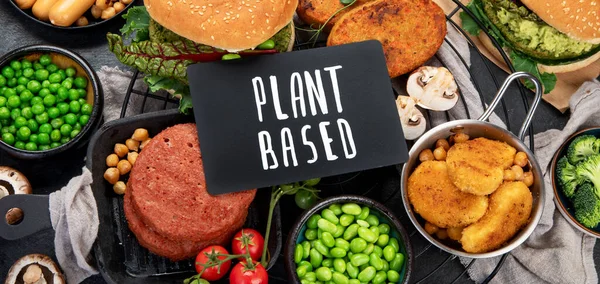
[407,66,459,111]
[0,166,32,200]
[396,96,426,140]
[5,254,65,284]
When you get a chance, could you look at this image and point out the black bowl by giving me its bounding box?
[0,45,103,160]
[284,195,413,283]
[9,0,135,30]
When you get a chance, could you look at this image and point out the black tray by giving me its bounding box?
[86,109,282,283]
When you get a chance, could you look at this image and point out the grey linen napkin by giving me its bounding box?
[462,81,600,284]
[48,166,99,284]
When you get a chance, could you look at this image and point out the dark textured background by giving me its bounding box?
[0,0,596,283]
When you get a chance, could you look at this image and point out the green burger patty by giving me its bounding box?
[481,0,600,63]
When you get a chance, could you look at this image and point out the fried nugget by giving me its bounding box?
[446,137,517,196]
[296,0,375,32]
[461,181,533,253]
[326,0,446,78]
[408,161,489,228]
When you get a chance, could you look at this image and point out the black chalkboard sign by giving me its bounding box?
[187,40,408,195]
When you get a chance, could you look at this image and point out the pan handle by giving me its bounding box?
[478,72,543,141]
[0,194,52,240]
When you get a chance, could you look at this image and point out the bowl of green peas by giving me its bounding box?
[285,195,413,284]
[0,45,103,159]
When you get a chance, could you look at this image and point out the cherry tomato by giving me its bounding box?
[229,260,268,284]
[295,189,317,210]
[232,228,265,261]
[195,245,232,281]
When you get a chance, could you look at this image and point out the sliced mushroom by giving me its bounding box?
[395,96,426,140]
[407,66,459,111]
[0,166,32,200]
[5,254,65,284]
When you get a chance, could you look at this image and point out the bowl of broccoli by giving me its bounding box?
[552,128,600,238]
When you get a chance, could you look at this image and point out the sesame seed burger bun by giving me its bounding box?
[144,0,298,52]
[520,0,600,45]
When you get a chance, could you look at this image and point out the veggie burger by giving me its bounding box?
[462,0,600,93]
[107,0,297,112]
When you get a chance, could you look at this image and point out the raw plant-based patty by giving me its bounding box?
[408,161,489,228]
[296,0,375,32]
[327,0,447,78]
[129,123,256,243]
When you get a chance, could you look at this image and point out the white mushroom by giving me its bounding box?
[0,166,32,200]
[5,254,65,284]
[407,66,459,111]
[395,96,426,140]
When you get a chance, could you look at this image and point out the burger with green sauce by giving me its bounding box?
[461,0,600,93]
[107,0,297,113]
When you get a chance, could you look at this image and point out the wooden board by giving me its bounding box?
[433,0,600,112]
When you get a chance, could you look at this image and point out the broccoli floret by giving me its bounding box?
[576,154,600,190]
[567,135,599,165]
[557,156,580,198]
[573,183,600,228]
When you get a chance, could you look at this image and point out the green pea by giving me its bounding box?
[356,207,370,220]
[22,68,34,78]
[65,67,76,78]
[356,220,370,228]
[363,243,374,255]
[321,209,339,225]
[27,80,41,93]
[309,248,323,268]
[350,253,369,267]
[10,61,22,71]
[77,98,86,106]
[50,142,60,149]
[297,265,308,278]
[322,259,333,268]
[21,59,31,69]
[358,227,377,243]
[17,77,29,86]
[372,271,387,284]
[27,119,38,132]
[221,54,241,60]
[302,241,311,259]
[15,85,26,95]
[0,77,6,88]
[389,253,404,272]
[60,124,72,137]
[377,234,390,248]
[42,80,51,89]
[4,88,16,98]
[15,70,23,79]
[1,132,15,145]
[77,88,86,98]
[24,142,37,151]
[14,141,25,149]
[317,218,337,234]
[335,238,350,251]
[332,271,348,284]
[383,246,396,262]
[61,80,72,89]
[37,144,50,151]
[305,228,318,241]
[321,232,335,248]
[357,266,376,283]
[74,76,87,89]
[315,267,332,282]
[333,259,346,274]
[373,246,383,258]
[33,62,44,71]
[64,113,77,125]
[7,95,20,108]
[295,244,304,263]
[366,215,380,227]
[0,97,6,107]
[16,126,30,141]
[313,240,330,258]
[48,83,60,94]
[30,97,42,106]
[339,214,354,227]
[343,224,359,241]
[47,73,61,84]
[35,69,49,81]
[369,226,380,240]
[333,225,345,238]
[43,94,56,107]
[341,203,362,216]
[67,89,79,101]
[38,123,52,134]
[328,204,343,216]
[37,133,50,145]
[46,63,58,73]
[20,90,33,103]
[10,109,21,120]
[2,66,15,79]
[257,39,275,50]
[378,224,390,235]
[50,129,61,142]
[369,253,384,270]
[45,107,59,119]
[0,107,8,120]
[51,118,64,129]
[299,260,313,272]
[307,214,321,229]
[388,238,399,253]
[330,247,346,258]
[57,69,66,80]
[387,270,400,282]
[7,125,16,134]
[69,101,80,113]
[60,137,69,144]
[57,102,69,115]
[346,262,358,279]
[31,104,44,115]
[39,54,52,66]
[7,78,16,87]
[304,272,316,282]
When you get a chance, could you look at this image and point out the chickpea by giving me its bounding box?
[419,149,434,162]
[424,222,439,235]
[128,152,139,165]
[132,128,149,142]
[91,5,103,19]
[514,152,529,167]
[113,181,126,195]
[454,133,470,143]
[75,16,89,27]
[448,135,455,145]
[101,7,116,20]
[126,139,140,151]
[504,169,515,181]
[106,154,119,167]
[96,0,110,10]
[511,165,524,181]
[523,171,534,187]
[113,2,125,12]
[114,143,128,158]
[435,139,450,151]
[117,160,132,175]
[447,227,463,241]
[121,0,133,4]
[140,138,152,150]
[104,168,120,185]
[433,147,447,161]
[436,229,448,240]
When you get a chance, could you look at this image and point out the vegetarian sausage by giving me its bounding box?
[48,0,95,27]
[15,0,37,9]
[31,0,58,21]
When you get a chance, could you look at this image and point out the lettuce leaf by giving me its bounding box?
[120,6,150,42]
[510,51,556,93]
[144,75,193,114]
[460,4,481,36]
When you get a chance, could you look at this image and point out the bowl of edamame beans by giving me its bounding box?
[0,45,103,159]
[285,195,413,284]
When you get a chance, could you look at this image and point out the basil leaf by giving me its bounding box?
[120,6,151,42]
[510,51,556,94]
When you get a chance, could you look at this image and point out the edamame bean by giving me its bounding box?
[387,270,400,282]
[306,228,318,240]
[318,228,323,239]
[333,225,345,238]
[356,220,370,228]
[381,259,389,272]
[339,214,354,227]
[350,238,367,253]
[317,218,337,234]
[310,248,323,268]
[314,240,331,258]
[363,243,374,255]
[329,204,343,216]
[341,203,362,216]
[356,207,370,220]
[377,234,390,247]
[304,271,317,281]
[257,39,275,50]
[299,261,313,272]
[357,266,376,282]
[346,262,358,279]
[348,280,360,284]
[389,253,404,272]
[333,259,346,273]
[358,227,378,243]
[295,244,304,263]
[335,238,350,251]
[372,271,387,284]
[349,253,369,267]
[322,259,332,268]
[373,246,383,258]
[303,241,311,258]
[322,209,339,224]
[378,224,390,234]
[322,232,335,248]
[297,265,308,278]
[388,238,400,253]
[370,226,380,240]
[332,272,349,284]
[315,267,332,281]
[366,215,380,226]
[307,214,321,229]
[383,245,396,262]
[369,253,384,270]
[330,248,346,258]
